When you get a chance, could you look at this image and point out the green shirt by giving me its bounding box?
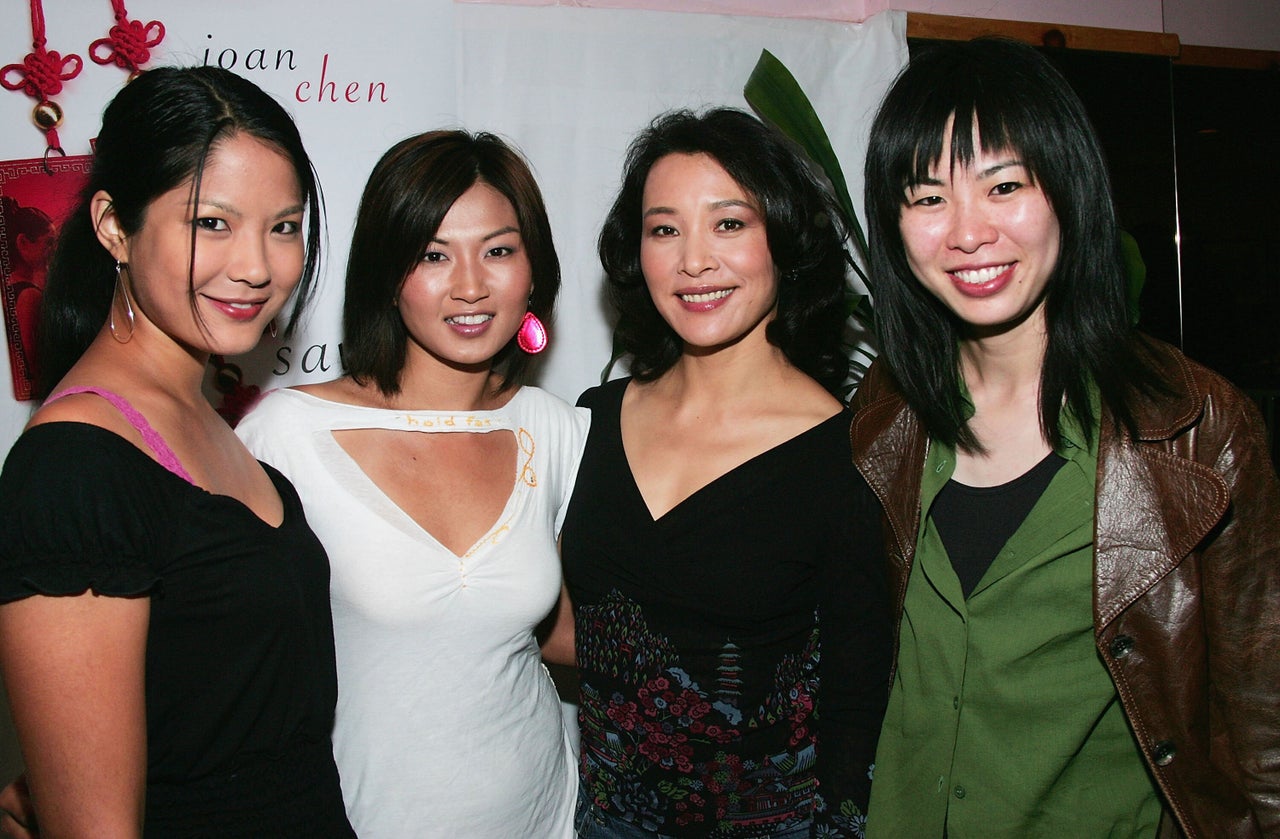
[867,408,1161,838]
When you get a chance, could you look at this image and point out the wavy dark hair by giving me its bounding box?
[864,37,1166,451]
[37,65,323,398]
[599,108,851,393]
[340,130,559,395]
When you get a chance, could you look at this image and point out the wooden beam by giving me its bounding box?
[906,12,1180,57]
[1175,44,1280,71]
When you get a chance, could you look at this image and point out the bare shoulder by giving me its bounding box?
[772,371,845,429]
[293,376,379,406]
[26,390,137,442]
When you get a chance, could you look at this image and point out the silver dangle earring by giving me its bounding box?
[109,261,136,344]
[266,319,278,339]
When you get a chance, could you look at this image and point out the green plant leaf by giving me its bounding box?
[744,48,880,390]
[1119,229,1146,327]
[744,49,868,261]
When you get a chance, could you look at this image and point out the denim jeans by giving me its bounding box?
[574,791,813,839]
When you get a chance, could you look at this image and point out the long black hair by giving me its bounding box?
[37,65,323,397]
[599,108,851,394]
[864,37,1166,450]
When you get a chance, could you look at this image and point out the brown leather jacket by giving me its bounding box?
[849,341,1280,839]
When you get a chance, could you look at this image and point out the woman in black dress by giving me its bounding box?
[0,67,354,838]
[559,108,891,839]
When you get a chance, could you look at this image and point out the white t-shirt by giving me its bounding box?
[238,386,589,838]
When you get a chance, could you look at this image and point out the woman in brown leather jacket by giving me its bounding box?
[851,38,1280,839]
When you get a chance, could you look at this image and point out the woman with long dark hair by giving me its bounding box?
[854,38,1280,838]
[562,108,891,839]
[0,67,352,838]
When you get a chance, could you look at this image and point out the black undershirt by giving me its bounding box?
[930,451,1067,598]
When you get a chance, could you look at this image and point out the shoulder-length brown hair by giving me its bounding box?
[341,130,560,394]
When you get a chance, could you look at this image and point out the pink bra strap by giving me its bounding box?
[46,386,196,484]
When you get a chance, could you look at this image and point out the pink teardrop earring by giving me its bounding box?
[516,310,547,354]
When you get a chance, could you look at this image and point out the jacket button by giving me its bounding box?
[1153,740,1177,766]
[1109,635,1135,659]
[953,785,966,799]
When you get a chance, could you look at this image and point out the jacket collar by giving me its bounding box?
[850,343,1230,629]
[1094,344,1229,626]
[849,364,925,562]
[1123,340,1208,442]
[849,342,1211,498]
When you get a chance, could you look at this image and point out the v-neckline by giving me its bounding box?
[334,431,522,559]
[614,392,845,524]
[294,390,529,560]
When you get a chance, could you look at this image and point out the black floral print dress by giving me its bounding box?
[562,379,891,838]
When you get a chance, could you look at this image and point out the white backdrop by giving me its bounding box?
[455,3,904,395]
[0,0,905,777]
[0,1,905,438]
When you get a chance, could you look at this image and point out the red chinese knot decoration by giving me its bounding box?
[89,0,165,77]
[0,0,83,154]
[2,0,165,157]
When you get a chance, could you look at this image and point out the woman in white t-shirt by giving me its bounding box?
[237,130,586,838]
